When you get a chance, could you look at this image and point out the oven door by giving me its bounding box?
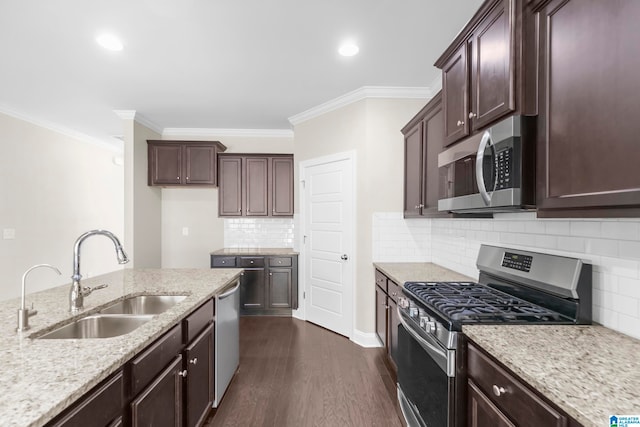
[396,309,455,427]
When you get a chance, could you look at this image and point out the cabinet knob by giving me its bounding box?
[176,176,179,179]
[178,370,188,378]
[189,357,198,365]
[250,260,254,264]
[269,272,273,276]
[240,272,245,276]
[457,120,465,127]
[492,385,506,397]
[186,176,189,180]
[221,260,225,264]
[469,112,477,119]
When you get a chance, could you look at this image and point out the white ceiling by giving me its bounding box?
[0,0,482,148]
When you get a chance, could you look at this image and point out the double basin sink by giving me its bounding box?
[37,295,187,340]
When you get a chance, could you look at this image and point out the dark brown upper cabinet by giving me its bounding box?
[532,0,640,217]
[147,140,227,187]
[218,154,294,217]
[401,92,451,218]
[436,0,537,147]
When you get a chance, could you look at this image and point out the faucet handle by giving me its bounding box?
[82,284,109,297]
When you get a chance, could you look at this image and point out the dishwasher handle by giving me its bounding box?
[218,281,240,300]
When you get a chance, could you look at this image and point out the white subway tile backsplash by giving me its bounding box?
[224,218,294,248]
[372,211,640,340]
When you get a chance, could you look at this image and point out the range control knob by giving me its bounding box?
[425,321,437,334]
[409,307,419,318]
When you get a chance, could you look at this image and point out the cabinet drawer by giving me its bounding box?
[467,343,567,427]
[130,324,183,396]
[239,256,265,267]
[184,299,214,343]
[388,280,401,302]
[49,371,123,427]
[375,270,388,293]
[211,256,236,267]
[269,257,292,267]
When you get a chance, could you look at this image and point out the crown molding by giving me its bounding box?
[113,110,163,134]
[0,104,123,152]
[288,86,431,126]
[162,127,294,138]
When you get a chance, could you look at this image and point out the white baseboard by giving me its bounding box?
[351,329,383,348]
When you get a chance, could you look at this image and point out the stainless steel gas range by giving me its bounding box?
[396,245,592,427]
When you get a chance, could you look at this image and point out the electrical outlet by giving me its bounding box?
[182,227,189,236]
[3,228,15,240]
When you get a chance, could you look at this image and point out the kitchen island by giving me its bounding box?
[0,268,242,427]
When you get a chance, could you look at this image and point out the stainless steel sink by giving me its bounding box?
[100,295,187,315]
[37,314,153,339]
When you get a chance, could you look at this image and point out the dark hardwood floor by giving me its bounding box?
[205,317,403,427]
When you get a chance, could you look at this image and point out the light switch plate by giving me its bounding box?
[182,227,189,236]
[3,228,15,240]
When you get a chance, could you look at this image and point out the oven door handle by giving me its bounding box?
[475,130,493,206]
[397,307,455,377]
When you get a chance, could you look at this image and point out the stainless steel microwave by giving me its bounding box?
[437,115,536,213]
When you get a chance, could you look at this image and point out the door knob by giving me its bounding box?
[341,254,349,261]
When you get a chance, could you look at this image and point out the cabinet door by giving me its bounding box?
[423,94,448,217]
[240,269,265,311]
[470,0,515,130]
[536,0,640,215]
[271,156,294,216]
[442,43,470,146]
[185,145,217,185]
[468,381,515,427]
[403,120,424,218]
[245,157,269,216]
[185,323,214,427]
[218,157,243,216]
[49,371,124,427]
[268,268,292,308]
[375,286,387,347]
[131,356,183,427]
[149,144,183,185]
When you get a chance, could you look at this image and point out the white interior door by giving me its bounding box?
[301,152,354,338]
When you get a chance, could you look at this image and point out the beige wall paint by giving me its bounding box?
[159,134,294,268]
[293,97,427,334]
[123,121,162,268]
[0,112,124,301]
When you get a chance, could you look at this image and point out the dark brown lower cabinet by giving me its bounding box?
[185,323,214,427]
[47,371,124,427]
[268,268,292,308]
[374,269,400,370]
[211,254,298,315]
[466,341,578,427]
[131,356,184,427]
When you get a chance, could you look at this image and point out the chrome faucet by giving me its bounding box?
[70,230,129,312]
[17,264,61,331]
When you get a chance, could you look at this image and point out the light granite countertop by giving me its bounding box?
[0,268,242,427]
[211,247,298,256]
[464,325,640,427]
[373,262,477,285]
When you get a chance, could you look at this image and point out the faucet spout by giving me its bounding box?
[17,264,61,332]
[70,229,129,312]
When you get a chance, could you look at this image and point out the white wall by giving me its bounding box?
[372,212,640,340]
[0,112,124,300]
[293,97,427,334]
[159,134,294,268]
[123,120,162,268]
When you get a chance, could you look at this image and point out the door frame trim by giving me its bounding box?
[296,150,357,341]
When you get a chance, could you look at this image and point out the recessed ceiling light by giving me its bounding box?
[96,33,123,51]
[338,42,359,57]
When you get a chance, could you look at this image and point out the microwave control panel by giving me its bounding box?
[494,147,513,190]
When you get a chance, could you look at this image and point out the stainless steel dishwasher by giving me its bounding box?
[214,280,240,407]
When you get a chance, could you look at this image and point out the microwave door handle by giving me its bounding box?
[476,130,492,206]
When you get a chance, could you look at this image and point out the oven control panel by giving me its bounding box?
[502,252,532,272]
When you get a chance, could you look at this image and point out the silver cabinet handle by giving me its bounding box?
[457,120,464,126]
[189,358,198,365]
[469,112,477,119]
[178,370,188,377]
[492,385,506,397]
